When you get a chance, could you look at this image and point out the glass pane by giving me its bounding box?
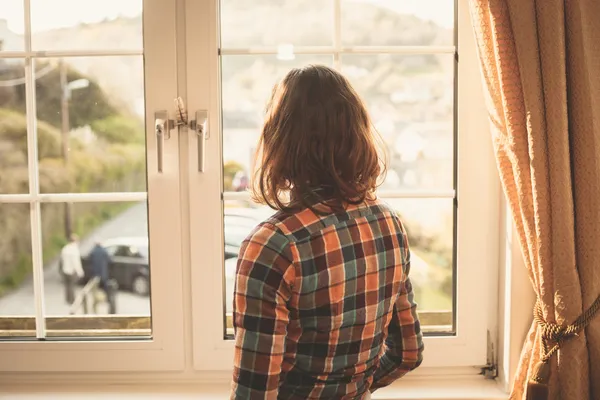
[41,201,151,337]
[35,57,147,194]
[222,55,333,184]
[383,198,453,321]
[0,203,35,338]
[222,197,454,337]
[341,0,454,46]
[223,199,275,316]
[220,0,333,48]
[0,1,25,52]
[342,54,454,191]
[30,0,143,51]
[0,58,28,194]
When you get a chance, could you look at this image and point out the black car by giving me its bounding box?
[81,237,150,296]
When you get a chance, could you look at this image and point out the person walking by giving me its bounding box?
[88,241,116,314]
[89,242,110,290]
[231,65,424,400]
[60,234,83,305]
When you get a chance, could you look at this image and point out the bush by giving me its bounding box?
[0,108,62,160]
[91,115,145,144]
[224,160,245,191]
[0,62,117,130]
[0,204,31,297]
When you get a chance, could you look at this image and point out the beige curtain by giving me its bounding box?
[468,0,600,399]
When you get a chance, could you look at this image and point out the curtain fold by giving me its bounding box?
[468,0,600,398]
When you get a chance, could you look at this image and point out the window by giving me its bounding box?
[187,0,498,371]
[0,0,499,384]
[104,245,119,257]
[0,0,185,372]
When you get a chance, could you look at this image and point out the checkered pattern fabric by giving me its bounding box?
[231,199,424,399]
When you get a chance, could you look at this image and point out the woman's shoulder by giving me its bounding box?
[243,217,290,252]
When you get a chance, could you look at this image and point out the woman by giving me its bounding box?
[231,65,424,400]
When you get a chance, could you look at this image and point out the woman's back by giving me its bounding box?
[230,65,423,399]
[232,199,423,399]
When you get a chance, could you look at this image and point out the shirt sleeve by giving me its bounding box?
[371,219,424,391]
[231,223,295,400]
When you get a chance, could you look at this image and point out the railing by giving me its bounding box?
[0,310,452,338]
[68,276,101,315]
[68,276,118,316]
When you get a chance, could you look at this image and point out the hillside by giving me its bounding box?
[221,0,451,47]
[1,2,450,120]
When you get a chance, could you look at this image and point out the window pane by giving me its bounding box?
[0,1,25,52]
[220,0,333,48]
[222,55,333,184]
[342,54,454,191]
[41,201,151,337]
[30,0,143,51]
[35,57,147,194]
[223,199,275,319]
[382,198,453,325]
[0,58,28,194]
[0,203,35,338]
[340,0,454,47]
[221,197,454,337]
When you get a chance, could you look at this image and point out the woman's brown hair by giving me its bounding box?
[252,64,386,212]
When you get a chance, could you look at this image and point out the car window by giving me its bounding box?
[224,226,251,248]
[104,245,118,256]
[138,246,149,259]
[113,246,130,257]
[224,215,257,248]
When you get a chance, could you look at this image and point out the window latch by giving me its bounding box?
[174,97,208,173]
[154,110,175,173]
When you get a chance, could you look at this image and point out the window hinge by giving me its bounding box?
[480,330,498,379]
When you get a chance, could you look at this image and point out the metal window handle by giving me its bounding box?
[154,111,174,173]
[174,98,208,173]
[191,110,208,173]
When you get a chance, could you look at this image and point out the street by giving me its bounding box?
[0,203,151,317]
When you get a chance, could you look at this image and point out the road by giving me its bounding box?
[0,203,151,317]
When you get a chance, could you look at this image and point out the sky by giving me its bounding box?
[1,0,453,34]
[2,0,143,34]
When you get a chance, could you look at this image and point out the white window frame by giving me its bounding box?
[0,0,516,391]
[186,0,501,371]
[0,0,186,373]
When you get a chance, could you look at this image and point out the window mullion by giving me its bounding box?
[218,46,456,56]
[333,0,341,70]
[0,50,144,58]
[23,0,47,339]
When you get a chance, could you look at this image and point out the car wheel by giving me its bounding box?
[131,275,150,296]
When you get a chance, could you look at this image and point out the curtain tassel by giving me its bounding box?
[526,361,550,400]
[525,294,600,400]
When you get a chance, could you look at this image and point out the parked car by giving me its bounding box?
[81,237,150,296]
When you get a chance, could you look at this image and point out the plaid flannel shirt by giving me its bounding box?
[232,199,424,400]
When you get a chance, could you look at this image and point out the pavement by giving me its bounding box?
[0,203,151,317]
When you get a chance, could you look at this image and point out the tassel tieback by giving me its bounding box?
[526,294,600,400]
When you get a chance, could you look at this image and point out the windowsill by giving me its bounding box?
[374,378,508,400]
[1,379,508,400]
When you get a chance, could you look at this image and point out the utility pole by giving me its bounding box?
[60,59,73,240]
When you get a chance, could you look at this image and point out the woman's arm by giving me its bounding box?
[370,273,424,390]
[231,223,295,400]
